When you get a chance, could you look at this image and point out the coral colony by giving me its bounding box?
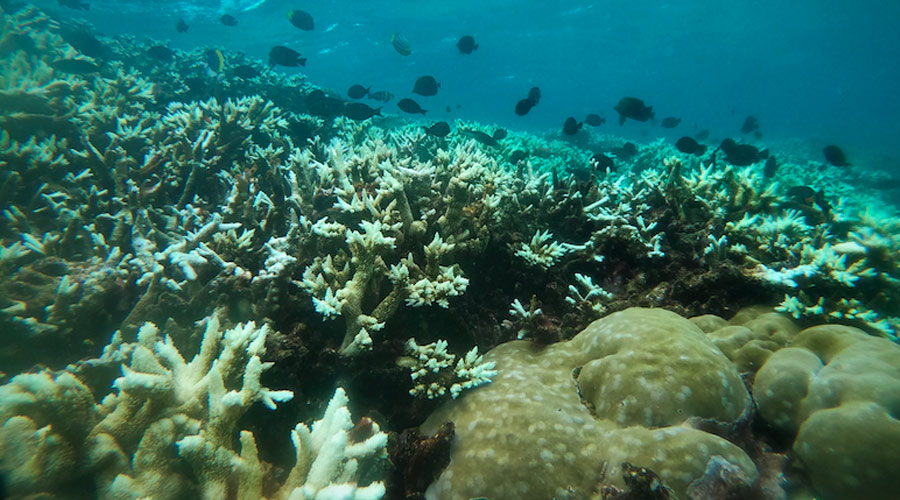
[2,5,900,500]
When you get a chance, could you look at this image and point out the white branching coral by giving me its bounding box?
[402,338,498,399]
[508,297,544,340]
[515,229,578,269]
[566,273,614,314]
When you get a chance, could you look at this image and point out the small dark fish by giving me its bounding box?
[176,18,189,33]
[368,90,394,102]
[786,185,816,205]
[763,156,778,178]
[823,145,850,166]
[741,115,759,134]
[584,113,605,126]
[675,136,707,156]
[59,30,106,58]
[269,46,306,67]
[509,150,528,163]
[413,76,440,96]
[515,98,535,116]
[288,10,314,31]
[660,117,681,129]
[57,0,88,9]
[533,147,551,158]
[719,138,764,166]
[220,14,238,26]
[563,117,582,135]
[694,129,710,141]
[614,97,654,125]
[147,45,174,61]
[50,58,100,74]
[344,102,382,121]
[205,49,224,73]
[348,84,369,99]
[612,142,638,159]
[397,98,426,115]
[492,128,507,140]
[591,152,615,171]
[814,189,832,218]
[456,35,478,54]
[460,129,497,146]
[232,64,259,79]
[528,86,541,104]
[391,32,411,56]
[425,121,451,137]
[306,89,343,117]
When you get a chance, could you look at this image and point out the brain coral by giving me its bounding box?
[421,308,758,500]
[754,323,900,500]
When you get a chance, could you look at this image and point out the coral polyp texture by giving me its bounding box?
[2,3,900,500]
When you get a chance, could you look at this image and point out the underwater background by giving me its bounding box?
[2,0,900,499]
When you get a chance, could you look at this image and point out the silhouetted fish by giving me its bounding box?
[763,156,778,178]
[614,97,654,125]
[344,102,381,120]
[741,115,759,134]
[460,129,497,146]
[719,138,765,166]
[60,30,106,58]
[585,114,605,126]
[306,89,343,117]
[694,129,710,141]
[492,128,507,140]
[563,117,582,135]
[398,98,426,115]
[348,84,369,99]
[675,136,707,155]
[515,98,534,116]
[232,64,259,79]
[391,32,411,55]
[205,49,224,73]
[787,185,816,204]
[425,122,451,137]
[269,46,305,67]
[457,35,478,54]
[288,10,314,31]
[591,152,615,171]
[528,87,541,104]
[57,0,88,10]
[220,14,237,26]
[413,76,440,96]
[611,142,638,159]
[510,150,528,163]
[147,45,173,61]
[823,145,850,166]
[368,90,394,102]
[176,18,189,33]
[50,58,100,74]
[660,117,681,128]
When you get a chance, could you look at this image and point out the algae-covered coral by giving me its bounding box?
[1,3,899,500]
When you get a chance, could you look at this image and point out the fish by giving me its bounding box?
[220,14,238,26]
[368,90,394,102]
[740,115,759,134]
[611,142,638,159]
[425,121,451,137]
[457,35,478,54]
[343,102,382,121]
[515,98,535,116]
[718,138,765,166]
[492,128,507,140]
[763,156,778,178]
[269,46,306,67]
[176,18,189,33]
[675,136,707,156]
[694,129,710,141]
[306,89,343,117]
[584,113,605,126]
[614,97,654,125]
[232,64,259,79]
[563,117,582,135]
[288,10,314,31]
[347,85,369,99]
[413,76,440,96]
[460,129,497,146]
[205,49,224,73]
[50,58,100,74]
[391,32,411,56]
[591,152,615,171]
[528,86,541,104]
[509,150,528,163]
[57,0,89,9]
[147,45,174,61]
[660,117,681,128]
[823,145,850,166]
[397,98,426,115]
[59,30,107,58]
[786,185,816,205]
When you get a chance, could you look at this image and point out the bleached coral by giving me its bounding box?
[402,338,497,400]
